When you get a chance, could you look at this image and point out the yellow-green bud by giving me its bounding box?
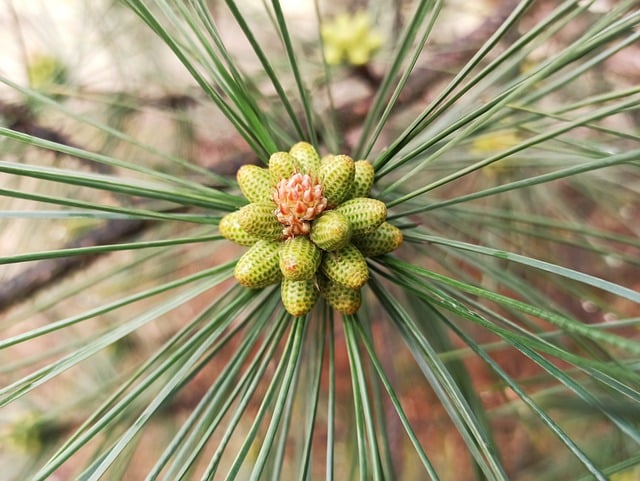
[279,236,322,281]
[310,210,352,252]
[320,243,368,289]
[237,202,283,240]
[237,165,274,203]
[353,222,403,257]
[289,141,321,178]
[281,278,318,316]
[219,211,262,246]
[318,274,361,314]
[319,154,355,208]
[346,160,375,199]
[321,11,384,66]
[269,151,297,182]
[335,198,386,239]
[235,240,282,288]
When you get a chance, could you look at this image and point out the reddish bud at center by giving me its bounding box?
[273,172,327,238]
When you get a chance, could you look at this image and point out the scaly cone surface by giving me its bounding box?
[220,142,402,316]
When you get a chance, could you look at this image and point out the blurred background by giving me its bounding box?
[1,1,639,480]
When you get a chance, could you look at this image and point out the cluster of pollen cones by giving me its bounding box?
[220,142,403,316]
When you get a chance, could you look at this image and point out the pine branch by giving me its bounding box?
[0,2,517,315]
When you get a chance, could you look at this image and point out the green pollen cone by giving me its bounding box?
[320,243,368,289]
[310,210,352,252]
[347,160,375,199]
[237,164,274,203]
[353,222,403,257]
[318,274,361,314]
[234,240,282,288]
[279,236,322,281]
[229,145,392,314]
[335,198,386,239]
[219,211,261,246]
[289,141,321,178]
[269,151,297,182]
[319,154,355,208]
[281,278,318,316]
[237,202,283,240]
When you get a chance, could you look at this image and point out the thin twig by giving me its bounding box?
[335,1,518,132]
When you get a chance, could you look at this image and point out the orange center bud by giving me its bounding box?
[273,172,327,238]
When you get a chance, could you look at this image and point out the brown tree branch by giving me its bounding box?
[0,219,151,313]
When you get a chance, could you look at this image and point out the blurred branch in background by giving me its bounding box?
[0,218,150,312]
